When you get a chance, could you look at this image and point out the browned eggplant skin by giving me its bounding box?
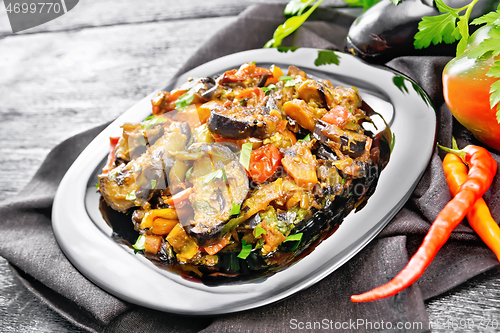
[207,105,279,140]
[99,129,188,213]
[345,0,499,63]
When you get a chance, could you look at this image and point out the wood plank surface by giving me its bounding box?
[1,1,500,332]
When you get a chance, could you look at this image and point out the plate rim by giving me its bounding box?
[52,48,436,315]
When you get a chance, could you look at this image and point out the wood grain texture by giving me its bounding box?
[1,0,500,332]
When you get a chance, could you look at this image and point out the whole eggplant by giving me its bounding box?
[345,0,499,64]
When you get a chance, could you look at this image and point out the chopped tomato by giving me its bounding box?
[249,144,282,183]
[101,137,121,174]
[221,62,273,83]
[321,106,350,128]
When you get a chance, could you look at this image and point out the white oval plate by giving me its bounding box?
[53,48,436,315]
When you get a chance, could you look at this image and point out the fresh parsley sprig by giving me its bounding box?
[264,0,324,48]
[415,1,500,121]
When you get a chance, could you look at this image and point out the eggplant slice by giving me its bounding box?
[183,143,249,246]
[207,105,281,139]
[99,129,188,213]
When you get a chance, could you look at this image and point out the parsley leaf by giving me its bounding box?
[487,61,500,122]
[239,142,253,171]
[314,50,340,66]
[203,169,227,184]
[237,239,252,259]
[255,226,267,238]
[284,0,315,16]
[230,202,241,216]
[264,0,324,48]
[132,235,146,254]
[175,91,194,110]
[414,13,461,49]
[467,26,500,59]
[471,8,500,26]
[393,75,409,94]
[126,190,137,201]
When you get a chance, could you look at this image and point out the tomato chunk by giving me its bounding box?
[321,105,350,128]
[249,144,282,183]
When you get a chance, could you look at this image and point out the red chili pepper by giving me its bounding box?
[443,152,500,262]
[351,145,497,302]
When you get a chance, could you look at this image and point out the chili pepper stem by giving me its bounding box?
[437,143,467,164]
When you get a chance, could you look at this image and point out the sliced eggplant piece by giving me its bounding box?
[313,120,367,158]
[185,144,249,246]
[99,130,188,213]
[207,105,280,139]
[296,79,328,109]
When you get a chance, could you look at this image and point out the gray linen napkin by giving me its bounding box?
[0,4,499,333]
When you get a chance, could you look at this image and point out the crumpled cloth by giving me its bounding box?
[1,4,499,333]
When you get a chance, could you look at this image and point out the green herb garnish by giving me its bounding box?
[239,142,253,171]
[255,225,267,238]
[185,166,194,179]
[203,169,227,184]
[150,179,157,189]
[264,0,324,48]
[133,235,146,254]
[230,202,241,216]
[237,239,253,259]
[298,133,311,142]
[95,182,99,190]
[260,84,277,95]
[279,75,294,81]
[175,91,195,110]
[284,232,303,252]
[285,78,301,87]
[144,115,155,121]
[126,190,137,201]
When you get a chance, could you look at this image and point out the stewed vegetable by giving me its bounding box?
[98,62,391,283]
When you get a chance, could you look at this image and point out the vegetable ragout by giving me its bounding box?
[98,62,391,283]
